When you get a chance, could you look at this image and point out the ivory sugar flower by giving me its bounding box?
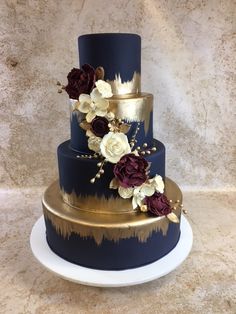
[78,80,113,123]
[144,192,172,216]
[78,93,109,123]
[148,175,165,193]
[113,154,148,188]
[100,132,131,163]
[88,136,102,153]
[95,80,113,98]
[132,183,155,209]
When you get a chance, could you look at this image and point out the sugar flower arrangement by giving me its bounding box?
[59,64,179,223]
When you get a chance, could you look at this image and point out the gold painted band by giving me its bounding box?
[42,179,182,245]
[70,93,153,134]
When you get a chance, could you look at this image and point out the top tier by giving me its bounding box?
[78,33,141,96]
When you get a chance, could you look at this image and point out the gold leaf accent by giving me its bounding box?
[119,123,131,134]
[80,120,91,131]
[71,94,153,135]
[95,67,105,80]
[107,72,140,95]
[108,93,153,135]
[167,212,179,223]
[109,177,119,189]
[42,179,182,244]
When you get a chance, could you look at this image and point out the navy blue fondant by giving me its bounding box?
[79,33,141,82]
[58,139,165,198]
[124,112,154,153]
[70,113,93,153]
[45,217,180,270]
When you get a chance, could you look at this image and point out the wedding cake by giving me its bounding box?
[42,33,183,270]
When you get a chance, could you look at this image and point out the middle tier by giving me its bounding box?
[57,139,165,211]
[70,93,153,153]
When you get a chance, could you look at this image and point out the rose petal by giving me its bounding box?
[90,88,102,102]
[79,93,92,103]
[149,175,165,193]
[95,98,109,110]
[137,196,143,207]
[133,186,141,196]
[86,110,96,123]
[132,196,138,209]
[96,109,107,117]
[78,95,92,113]
[118,186,134,199]
[109,178,119,189]
[141,183,155,196]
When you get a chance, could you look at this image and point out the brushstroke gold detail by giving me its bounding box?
[70,93,153,135]
[42,178,182,245]
[107,72,141,95]
[109,93,153,134]
[61,190,135,214]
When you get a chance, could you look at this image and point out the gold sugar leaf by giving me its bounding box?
[109,177,119,189]
[95,67,105,80]
[80,120,91,131]
[120,123,131,134]
[167,212,179,223]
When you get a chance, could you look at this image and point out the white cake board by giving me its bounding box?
[30,215,193,287]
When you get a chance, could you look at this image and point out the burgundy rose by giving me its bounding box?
[114,154,148,188]
[91,117,109,137]
[144,192,171,216]
[65,64,96,99]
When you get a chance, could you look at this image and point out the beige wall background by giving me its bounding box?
[0,0,235,190]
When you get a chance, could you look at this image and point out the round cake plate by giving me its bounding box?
[30,215,193,287]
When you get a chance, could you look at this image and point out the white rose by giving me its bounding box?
[100,132,131,163]
[88,136,102,153]
[95,80,113,98]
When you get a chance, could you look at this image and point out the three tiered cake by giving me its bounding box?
[42,33,183,270]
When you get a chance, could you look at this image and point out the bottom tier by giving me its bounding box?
[42,179,182,270]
